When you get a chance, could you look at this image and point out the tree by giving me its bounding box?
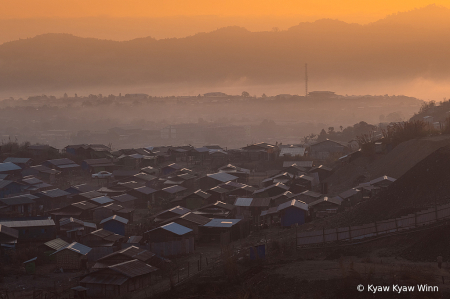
[241,91,250,97]
[261,93,267,98]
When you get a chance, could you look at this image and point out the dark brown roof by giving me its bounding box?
[99,246,155,262]
[72,201,98,210]
[110,259,158,277]
[78,191,104,199]
[250,198,272,207]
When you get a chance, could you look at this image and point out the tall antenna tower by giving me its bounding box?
[305,63,308,98]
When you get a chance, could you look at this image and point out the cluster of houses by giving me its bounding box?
[0,139,395,297]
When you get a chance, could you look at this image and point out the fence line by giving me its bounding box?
[297,202,450,246]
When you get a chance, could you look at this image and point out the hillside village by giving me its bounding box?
[1,115,450,298]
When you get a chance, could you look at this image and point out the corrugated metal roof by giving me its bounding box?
[3,157,31,164]
[80,273,128,286]
[78,190,104,199]
[234,197,253,207]
[90,196,114,205]
[127,236,143,243]
[0,219,55,228]
[157,222,192,235]
[100,215,129,225]
[46,158,76,166]
[134,173,157,182]
[40,188,70,198]
[111,194,136,202]
[23,257,37,263]
[0,180,14,189]
[203,219,241,228]
[338,188,360,199]
[207,172,238,183]
[44,238,69,250]
[133,186,157,195]
[0,194,37,206]
[95,203,124,212]
[277,200,308,212]
[83,222,97,229]
[250,198,271,207]
[190,189,211,199]
[110,259,158,277]
[179,212,211,225]
[22,177,43,185]
[66,184,98,194]
[0,162,21,172]
[297,175,315,182]
[0,225,19,239]
[162,185,187,194]
[209,186,229,194]
[51,242,91,256]
[57,164,80,169]
[72,201,98,210]
[309,165,333,172]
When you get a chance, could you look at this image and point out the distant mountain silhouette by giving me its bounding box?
[1,5,450,92]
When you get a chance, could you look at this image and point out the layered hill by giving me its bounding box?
[1,5,450,92]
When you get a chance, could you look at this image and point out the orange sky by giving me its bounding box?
[2,0,449,23]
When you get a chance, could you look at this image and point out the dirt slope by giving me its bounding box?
[325,135,450,194]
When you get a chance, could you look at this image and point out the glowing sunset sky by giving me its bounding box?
[2,0,449,23]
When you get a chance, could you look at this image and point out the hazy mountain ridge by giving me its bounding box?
[1,6,450,92]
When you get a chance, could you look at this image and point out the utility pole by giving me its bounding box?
[305,63,308,98]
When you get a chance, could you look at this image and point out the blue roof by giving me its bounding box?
[90,196,114,205]
[0,162,21,172]
[160,222,192,235]
[234,198,253,207]
[51,242,91,256]
[203,219,241,228]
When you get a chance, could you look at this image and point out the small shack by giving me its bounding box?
[100,215,129,236]
[144,222,194,257]
[277,200,308,227]
[50,242,92,270]
[200,219,244,244]
[80,259,157,297]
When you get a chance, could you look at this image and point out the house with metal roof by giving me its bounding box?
[241,142,279,161]
[3,157,32,169]
[128,186,158,207]
[160,163,182,176]
[277,200,309,227]
[338,188,362,206]
[111,194,136,209]
[309,139,351,160]
[145,222,194,256]
[159,185,188,202]
[100,215,129,236]
[309,196,343,218]
[92,246,160,270]
[177,189,212,210]
[89,196,114,206]
[80,259,157,297]
[51,242,91,270]
[0,162,22,174]
[199,172,239,190]
[308,165,333,182]
[200,218,246,243]
[35,188,70,211]
[0,219,56,242]
[293,190,324,205]
[159,212,210,240]
[0,180,24,199]
[43,158,81,174]
[59,217,97,239]
[0,194,37,216]
[81,158,115,173]
[24,165,60,183]
[81,228,125,247]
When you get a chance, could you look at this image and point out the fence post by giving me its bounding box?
[188,262,189,277]
[374,221,378,236]
[322,227,325,245]
[395,218,398,232]
[295,225,298,248]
